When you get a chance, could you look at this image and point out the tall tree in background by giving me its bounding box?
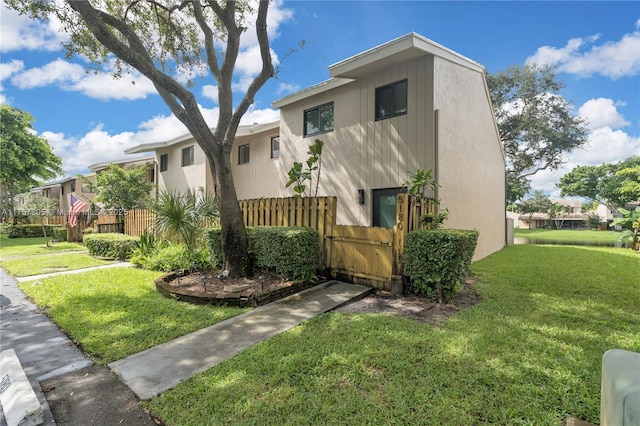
[0,105,63,223]
[557,156,640,215]
[516,190,553,229]
[487,64,588,204]
[7,0,274,277]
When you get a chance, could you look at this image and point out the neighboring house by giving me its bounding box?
[513,199,614,229]
[26,175,95,212]
[126,123,280,199]
[126,33,506,260]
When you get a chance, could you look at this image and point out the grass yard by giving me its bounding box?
[146,245,639,425]
[514,228,621,243]
[0,234,86,259]
[19,268,249,363]
[1,253,114,277]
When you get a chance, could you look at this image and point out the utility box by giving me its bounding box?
[601,349,640,426]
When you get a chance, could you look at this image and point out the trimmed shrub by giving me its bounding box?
[8,224,65,239]
[206,227,319,280]
[50,227,67,242]
[403,229,479,303]
[83,233,138,260]
[134,243,211,272]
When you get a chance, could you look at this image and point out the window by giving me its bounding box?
[372,187,405,229]
[304,102,334,136]
[375,80,407,120]
[81,182,93,193]
[160,154,168,172]
[70,182,76,192]
[238,144,250,165]
[271,136,280,159]
[181,146,194,167]
[148,168,155,183]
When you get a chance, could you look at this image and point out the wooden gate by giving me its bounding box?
[325,225,396,290]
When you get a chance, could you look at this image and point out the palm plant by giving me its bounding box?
[151,189,219,265]
[611,206,640,251]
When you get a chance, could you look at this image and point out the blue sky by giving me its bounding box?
[1,1,639,198]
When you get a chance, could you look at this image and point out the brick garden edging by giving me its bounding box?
[155,271,321,307]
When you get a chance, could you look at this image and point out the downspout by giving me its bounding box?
[433,109,439,210]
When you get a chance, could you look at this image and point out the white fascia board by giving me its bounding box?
[124,133,195,154]
[272,78,355,109]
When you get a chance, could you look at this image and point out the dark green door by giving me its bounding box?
[372,188,403,229]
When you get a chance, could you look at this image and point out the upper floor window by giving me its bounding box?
[238,144,250,165]
[160,154,168,172]
[271,136,280,159]
[81,182,93,193]
[304,102,334,136]
[182,146,194,167]
[375,79,407,120]
[70,182,76,192]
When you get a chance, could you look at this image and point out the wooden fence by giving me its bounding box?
[41,194,433,291]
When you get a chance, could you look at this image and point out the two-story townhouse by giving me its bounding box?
[125,33,506,260]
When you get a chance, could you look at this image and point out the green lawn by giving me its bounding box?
[145,245,639,425]
[514,228,621,242]
[0,234,86,259]
[19,268,249,363]
[1,253,114,277]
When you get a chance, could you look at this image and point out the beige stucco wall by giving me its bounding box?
[279,56,436,225]
[231,129,282,200]
[156,141,211,195]
[432,57,506,260]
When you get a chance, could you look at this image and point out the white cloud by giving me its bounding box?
[0,3,67,53]
[526,24,640,79]
[43,104,279,176]
[9,58,157,100]
[276,82,300,95]
[578,98,630,130]
[528,98,640,197]
[201,85,219,104]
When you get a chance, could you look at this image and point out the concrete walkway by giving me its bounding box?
[15,261,134,282]
[110,280,373,400]
[0,268,93,426]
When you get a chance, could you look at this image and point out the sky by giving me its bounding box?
[1,1,639,199]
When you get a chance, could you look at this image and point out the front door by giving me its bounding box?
[372,187,403,229]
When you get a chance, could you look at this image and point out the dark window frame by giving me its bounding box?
[304,102,334,137]
[238,143,250,165]
[160,153,168,172]
[270,136,280,159]
[375,79,408,121]
[181,146,194,167]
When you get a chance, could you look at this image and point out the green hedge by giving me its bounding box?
[207,227,319,280]
[403,229,479,303]
[83,233,138,260]
[8,224,66,240]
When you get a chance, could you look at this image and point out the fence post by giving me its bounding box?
[393,193,410,277]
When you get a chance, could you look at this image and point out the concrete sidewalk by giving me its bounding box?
[15,261,133,282]
[110,280,373,400]
[0,268,92,426]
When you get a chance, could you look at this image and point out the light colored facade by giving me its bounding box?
[126,33,506,260]
[274,33,505,260]
[126,122,281,199]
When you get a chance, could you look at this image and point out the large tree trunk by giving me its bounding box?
[210,150,250,278]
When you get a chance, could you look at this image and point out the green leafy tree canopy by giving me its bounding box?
[557,156,640,214]
[94,164,154,211]
[0,105,63,214]
[487,64,588,204]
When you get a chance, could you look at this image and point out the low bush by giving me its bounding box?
[83,233,138,260]
[8,224,66,239]
[50,227,67,242]
[132,243,211,272]
[207,227,319,280]
[403,229,478,303]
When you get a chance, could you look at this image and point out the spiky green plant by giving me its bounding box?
[151,189,219,266]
